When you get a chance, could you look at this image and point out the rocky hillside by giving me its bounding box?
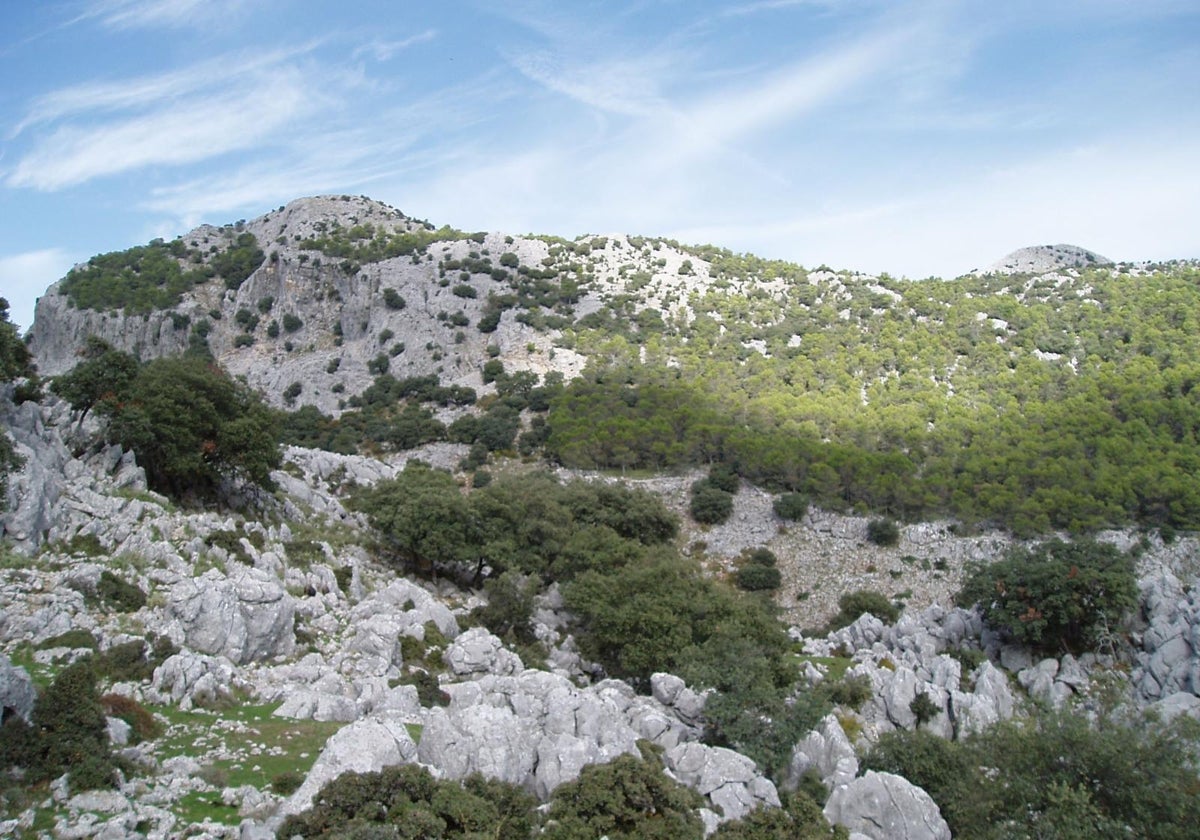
[2,388,1199,838]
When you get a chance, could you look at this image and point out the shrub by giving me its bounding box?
[956,538,1136,653]
[99,693,160,742]
[453,283,478,299]
[690,481,733,524]
[282,313,303,333]
[233,333,255,347]
[773,492,809,521]
[96,570,146,612]
[736,564,782,592]
[828,589,899,630]
[866,518,900,546]
[383,287,406,310]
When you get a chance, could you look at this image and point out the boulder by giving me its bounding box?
[167,568,295,664]
[280,713,418,815]
[149,651,239,710]
[0,654,36,723]
[444,627,524,678]
[664,742,780,824]
[785,714,858,792]
[824,771,950,840]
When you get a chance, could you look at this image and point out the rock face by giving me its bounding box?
[166,568,295,664]
[989,244,1112,274]
[824,771,951,840]
[1133,568,1200,703]
[0,654,36,722]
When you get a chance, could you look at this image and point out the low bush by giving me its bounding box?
[866,518,900,546]
[827,589,899,631]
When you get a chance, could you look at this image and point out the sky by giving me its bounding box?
[2,0,1198,333]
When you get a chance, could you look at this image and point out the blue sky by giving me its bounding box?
[2,0,1198,332]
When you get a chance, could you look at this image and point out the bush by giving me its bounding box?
[773,492,809,521]
[828,589,899,631]
[383,287,407,310]
[102,355,280,499]
[866,518,900,546]
[690,481,733,524]
[736,564,782,592]
[542,746,705,840]
[956,538,1136,653]
[96,570,146,612]
[282,313,303,333]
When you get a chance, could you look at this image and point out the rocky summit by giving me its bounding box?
[3,196,1200,839]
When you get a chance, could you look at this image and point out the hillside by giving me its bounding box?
[4,197,1200,838]
[26,195,1200,536]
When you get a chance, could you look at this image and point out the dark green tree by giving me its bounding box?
[103,356,279,499]
[542,746,705,840]
[51,337,139,423]
[956,538,1136,653]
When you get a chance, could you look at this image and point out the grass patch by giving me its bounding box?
[148,701,345,826]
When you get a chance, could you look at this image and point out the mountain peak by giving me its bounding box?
[989,244,1112,275]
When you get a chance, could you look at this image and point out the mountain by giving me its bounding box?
[988,243,1112,274]
[4,196,1200,837]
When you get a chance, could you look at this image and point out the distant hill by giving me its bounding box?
[25,195,1200,536]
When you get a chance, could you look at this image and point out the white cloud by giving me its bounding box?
[9,46,317,137]
[506,49,672,116]
[7,72,314,190]
[77,0,246,30]
[0,248,76,333]
[353,30,438,62]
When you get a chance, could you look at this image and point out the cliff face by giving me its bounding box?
[30,195,713,412]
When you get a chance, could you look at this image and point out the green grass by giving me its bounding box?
[149,702,345,827]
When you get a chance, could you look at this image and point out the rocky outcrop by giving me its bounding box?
[824,771,950,840]
[1132,568,1200,703]
[166,568,295,664]
[149,651,242,710]
[0,654,36,723]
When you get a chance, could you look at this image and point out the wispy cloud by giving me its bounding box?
[352,30,438,62]
[9,45,319,137]
[506,49,674,116]
[75,0,246,30]
[8,70,315,190]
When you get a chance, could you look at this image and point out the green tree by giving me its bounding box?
[956,538,1136,653]
[50,337,139,423]
[542,746,705,840]
[0,299,32,504]
[103,356,279,499]
[712,793,848,839]
[357,461,478,576]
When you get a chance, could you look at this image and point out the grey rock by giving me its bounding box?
[444,627,524,678]
[417,704,538,787]
[281,713,418,815]
[106,716,132,747]
[0,654,36,723]
[824,771,950,840]
[273,690,359,722]
[664,742,780,824]
[167,568,295,664]
[150,651,240,710]
[785,713,857,792]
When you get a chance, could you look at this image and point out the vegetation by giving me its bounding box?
[0,298,32,503]
[956,538,1137,653]
[546,262,1200,536]
[0,661,118,792]
[862,707,1200,839]
[52,350,280,500]
[826,590,900,631]
[60,232,263,312]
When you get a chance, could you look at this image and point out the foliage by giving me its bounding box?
[0,297,32,383]
[736,564,782,592]
[956,538,1137,653]
[542,746,705,840]
[1,661,118,791]
[383,287,407,310]
[101,356,280,499]
[711,792,848,839]
[866,518,900,546]
[95,569,146,612]
[60,238,212,313]
[862,707,1200,840]
[210,232,265,290]
[827,589,899,631]
[773,492,809,521]
[690,480,734,524]
[471,571,538,645]
[278,763,537,840]
[50,337,139,421]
